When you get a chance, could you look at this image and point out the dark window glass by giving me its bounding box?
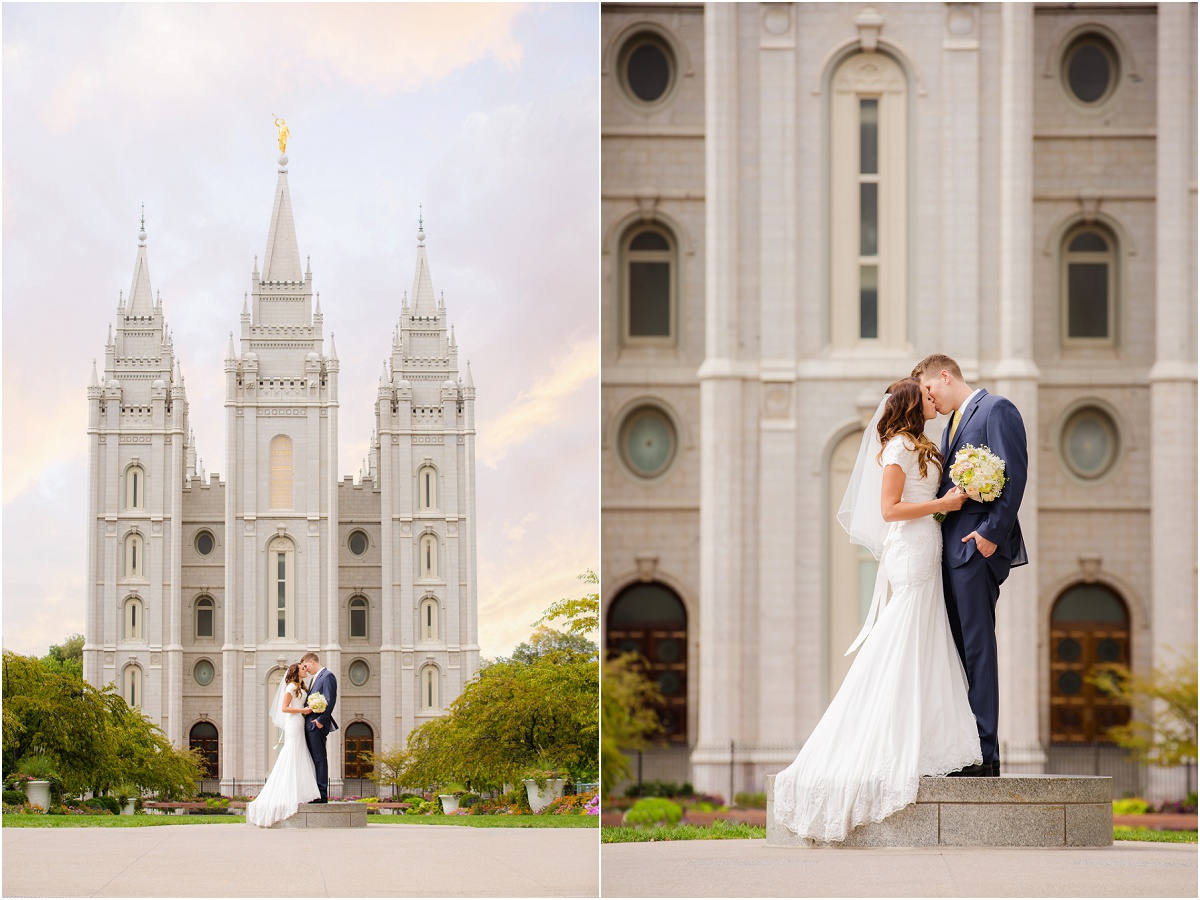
[1069,232,1108,253]
[1068,262,1108,338]
[350,599,367,638]
[1052,585,1128,623]
[1067,41,1112,104]
[608,583,686,625]
[627,42,670,102]
[860,265,878,339]
[349,531,368,556]
[196,600,213,638]
[860,183,878,257]
[629,262,670,336]
[630,231,669,251]
[195,532,214,556]
[860,99,878,175]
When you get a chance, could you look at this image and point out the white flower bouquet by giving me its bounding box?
[308,692,328,713]
[934,443,1006,522]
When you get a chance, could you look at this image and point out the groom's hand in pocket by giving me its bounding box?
[963,530,997,558]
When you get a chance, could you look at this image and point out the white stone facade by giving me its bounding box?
[602,3,1196,798]
[84,158,480,794]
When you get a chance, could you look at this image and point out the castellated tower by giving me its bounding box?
[84,153,480,796]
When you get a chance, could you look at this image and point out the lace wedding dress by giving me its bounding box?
[773,437,982,843]
[245,684,320,827]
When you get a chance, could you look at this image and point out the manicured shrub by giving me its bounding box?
[89,795,122,816]
[1113,798,1150,816]
[3,790,27,807]
[624,796,683,827]
[734,791,767,809]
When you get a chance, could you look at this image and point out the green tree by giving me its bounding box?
[509,625,597,664]
[535,570,599,636]
[1089,646,1198,768]
[42,634,85,679]
[601,652,663,793]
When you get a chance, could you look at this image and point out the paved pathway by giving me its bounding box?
[3,823,599,897]
[602,838,1197,898]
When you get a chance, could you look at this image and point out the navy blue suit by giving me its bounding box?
[304,667,339,801]
[938,390,1028,767]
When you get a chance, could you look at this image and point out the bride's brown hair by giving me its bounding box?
[877,377,942,479]
[285,663,306,695]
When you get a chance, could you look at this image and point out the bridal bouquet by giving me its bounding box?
[308,692,328,713]
[933,443,1006,522]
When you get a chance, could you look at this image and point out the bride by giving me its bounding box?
[245,663,320,827]
[772,377,982,843]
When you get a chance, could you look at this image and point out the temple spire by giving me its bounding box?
[126,214,154,317]
[261,156,302,282]
[410,212,437,316]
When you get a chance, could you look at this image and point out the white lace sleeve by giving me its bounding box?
[879,436,914,471]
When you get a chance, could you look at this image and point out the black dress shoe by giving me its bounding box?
[948,763,992,777]
[309,798,327,804]
[990,762,1001,777]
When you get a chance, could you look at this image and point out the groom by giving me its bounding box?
[913,355,1028,778]
[300,651,338,802]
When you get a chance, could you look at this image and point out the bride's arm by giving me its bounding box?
[281,690,312,715]
[881,465,966,522]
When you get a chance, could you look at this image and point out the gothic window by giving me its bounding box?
[125,465,145,510]
[124,533,144,579]
[344,722,374,778]
[1062,227,1116,343]
[622,226,675,343]
[420,665,440,711]
[606,582,688,744]
[1049,584,1131,743]
[348,595,368,640]
[420,597,440,642]
[195,596,214,639]
[417,465,438,511]
[268,537,294,640]
[1062,34,1119,106]
[618,32,675,105]
[189,722,218,779]
[830,52,908,349]
[124,596,143,641]
[419,533,439,580]
[123,665,142,708]
[269,435,293,510]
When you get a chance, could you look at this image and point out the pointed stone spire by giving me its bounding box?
[90,359,100,387]
[242,293,249,316]
[328,332,338,360]
[314,292,322,316]
[465,359,474,388]
[411,211,437,316]
[227,332,237,360]
[126,213,154,317]
[450,325,457,348]
[262,161,303,282]
[106,323,113,346]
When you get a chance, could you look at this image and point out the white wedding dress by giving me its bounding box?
[245,684,320,827]
[773,437,982,843]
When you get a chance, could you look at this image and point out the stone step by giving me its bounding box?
[766,774,1112,848]
[271,801,369,829]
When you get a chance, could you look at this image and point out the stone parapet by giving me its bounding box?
[270,801,368,829]
[766,774,1112,848]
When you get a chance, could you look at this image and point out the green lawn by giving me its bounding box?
[1113,826,1197,844]
[602,821,766,842]
[3,814,244,827]
[374,814,597,828]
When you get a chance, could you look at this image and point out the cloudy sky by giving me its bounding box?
[2,3,599,661]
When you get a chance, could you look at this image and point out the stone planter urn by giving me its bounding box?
[121,799,136,816]
[523,778,566,813]
[438,794,460,814]
[25,781,51,811]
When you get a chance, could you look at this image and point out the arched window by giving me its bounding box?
[1049,584,1131,743]
[344,722,374,779]
[124,596,143,641]
[830,52,908,348]
[195,596,214,640]
[622,226,675,343]
[269,435,293,509]
[1062,226,1116,343]
[418,465,438,511]
[420,665,440,711]
[420,597,440,642]
[268,537,294,640]
[348,596,368,640]
[123,665,142,708]
[606,582,688,743]
[189,722,218,779]
[125,464,145,510]
[419,533,439,580]
[124,532,144,578]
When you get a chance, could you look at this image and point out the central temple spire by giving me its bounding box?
[261,153,302,283]
[410,213,437,316]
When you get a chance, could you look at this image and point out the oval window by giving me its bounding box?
[194,659,215,686]
[1062,407,1118,479]
[195,531,215,556]
[620,406,677,478]
[348,530,368,556]
[348,659,370,687]
[1063,35,1118,105]
[620,34,674,104]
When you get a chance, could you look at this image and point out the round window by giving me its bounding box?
[1062,407,1118,479]
[620,405,677,478]
[194,659,215,686]
[1063,35,1118,105]
[620,34,674,104]
[195,531,215,556]
[348,530,368,556]
[348,659,370,686]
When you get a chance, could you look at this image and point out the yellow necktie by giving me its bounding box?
[949,409,961,443]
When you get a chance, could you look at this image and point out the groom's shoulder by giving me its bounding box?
[980,392,1024,422]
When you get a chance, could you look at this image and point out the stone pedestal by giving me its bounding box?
[766,774,1112,848]
[270,801,368,829]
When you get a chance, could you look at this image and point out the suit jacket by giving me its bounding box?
[938,389,1029,573]
[306,667,339,734]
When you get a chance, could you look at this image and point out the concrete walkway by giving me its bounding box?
[3,822,599,898]
[602,839,1197,898]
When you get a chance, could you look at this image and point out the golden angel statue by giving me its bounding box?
[272,115,290,154]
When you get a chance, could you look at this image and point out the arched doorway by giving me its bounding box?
[1049,583,1131,743]
[606,582,688,743]
[189,721,219,781]
[344,722,374,779]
